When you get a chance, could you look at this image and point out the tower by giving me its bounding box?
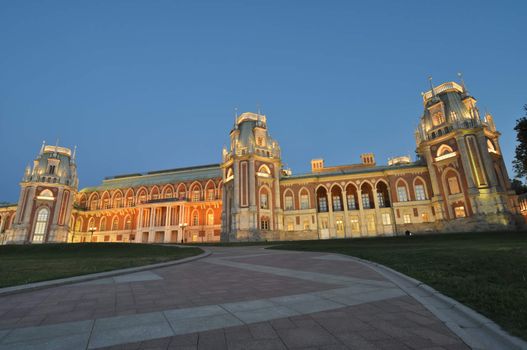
[415,78,520,230]
[221,112,283,241]
[10,142,78,243]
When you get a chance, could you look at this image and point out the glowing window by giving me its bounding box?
[192,212,199,226]
[350,217,360,232]
[261,218,269,230]
[336,218,344,233]
[332,195,342,211]
[415,185,426,201]
[397,186,408,202]
[361,193,371,209]
[100,217,107,231]
[32,208,49,243]
[382,213,391,225]
[318,197,328,212]
[403,214,411,224]
[207,212,214,226]
[192,190,200,202]
[454,206,466,218]
[285,195,293,211]
[300,193,309,209]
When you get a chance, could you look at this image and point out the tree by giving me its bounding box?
[511,179,527,195]
[513,105,527,178]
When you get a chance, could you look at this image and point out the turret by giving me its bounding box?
[10,142,78,243]
[221,112,283,241]
[415,77,518,228]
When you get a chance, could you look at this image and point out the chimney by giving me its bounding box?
[311,159,324,172]
[360,153,375,166]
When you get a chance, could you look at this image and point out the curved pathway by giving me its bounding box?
[0,246,472,349]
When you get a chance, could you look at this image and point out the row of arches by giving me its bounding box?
[315,182,389,212]
[79,179,223,211]
[73,215,135,232]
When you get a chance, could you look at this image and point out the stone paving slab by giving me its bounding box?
[0,246,489,349]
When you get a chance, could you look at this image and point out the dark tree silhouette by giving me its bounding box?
[513,105,527,179]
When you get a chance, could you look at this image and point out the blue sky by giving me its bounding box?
[1,0,526,202]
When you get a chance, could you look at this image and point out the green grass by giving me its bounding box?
[0,243,202,288]
[269,232,527,340]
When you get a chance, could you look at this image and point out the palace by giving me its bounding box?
[0,80,522,244]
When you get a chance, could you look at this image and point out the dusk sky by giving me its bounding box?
[1,0,526,202]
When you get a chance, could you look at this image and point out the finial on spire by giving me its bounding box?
[234,107,239,128]
[457,72,468,94]
[428,76,436,97]
[55,138,59,153]
[40,140,46,155]
[72,145,77,160]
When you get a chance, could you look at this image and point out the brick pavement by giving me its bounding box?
[0,246,469,349]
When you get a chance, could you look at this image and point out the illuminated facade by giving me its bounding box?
[0,80,521,244]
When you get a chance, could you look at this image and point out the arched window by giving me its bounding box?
[258,165,272,178]
[299,188,310,210]
[360,183,374,209]
[205,181,215,201]
[38,189,54,200]
[437,144,454,157]
[137,188,148,204]
[317,187,328,212]
[446,171,461,195]
[346,184,358,210]
[125,189,134,207]
[396,180,409,202]
[190,183,202,202]
[432,112,445,126]
[163,185,174,199]
[376,182,390,207]
[150,187,160,200]
[284,190,294,211]
[88,217,95,231]
[32,207,49,243]
[113,192,123,208]
[100,217,107,231]
[330,186,343,211]
[74,217,83,232]
[124,216,132,230]
[260,188,270,209]
[192,210,199,226]
[89,193,99,210]
[176,183,187,200]
[101,192,111,209]
[414,178,427,201]
[206,210,214,226]
[112,216,119,231]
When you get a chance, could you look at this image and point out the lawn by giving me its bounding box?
[269,232,527,340]
[0,243,202,288]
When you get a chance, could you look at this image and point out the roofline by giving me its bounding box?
[105,163,221,180]
[281,162,427,181]
[0,203,17,209]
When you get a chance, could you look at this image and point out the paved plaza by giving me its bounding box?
[0,247,472,349]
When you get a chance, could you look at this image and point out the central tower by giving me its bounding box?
[221,112,283,241]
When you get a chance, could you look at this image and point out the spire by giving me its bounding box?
[457,72,468,95]
[39,140,46,155]
[233,107,238,129]
[72,145,77,160]
[55,138,59,153]
[428,76,436,97]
